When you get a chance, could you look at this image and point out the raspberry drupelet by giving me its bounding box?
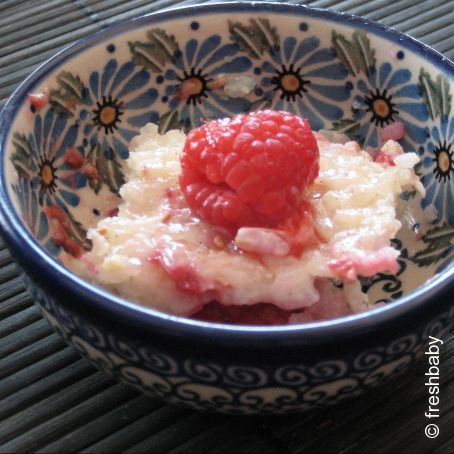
[179,110,319,230]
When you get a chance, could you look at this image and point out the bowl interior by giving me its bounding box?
[1,3,453,310]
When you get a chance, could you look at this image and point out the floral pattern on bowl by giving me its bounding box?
[32,280,453,414]
[1,3,453,415]
[8,10,453,305]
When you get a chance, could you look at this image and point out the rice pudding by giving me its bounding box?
[68,112,423,324]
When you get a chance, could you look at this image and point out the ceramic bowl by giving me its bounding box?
[0,2,453,414]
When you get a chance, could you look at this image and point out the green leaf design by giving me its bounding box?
[158,110,183,134]
[49,91,73,117]
[49,71,87,116]
[229,18,279,59]
[411,223,454,267]
[85,144,103,194]
[57,72,85,102]
[147,28,179,64]
[331,119,360,140]
[332,31,376,76]
[129,28,178,72]
[85,144,125,195]
[11,133,33,179]
[332,31,357,76]
[66,210,92,251]
[99,151,125,195]
[439,75,452,120]
[353,31,376,75]
[99,148,125,195]
[418,69,451,121]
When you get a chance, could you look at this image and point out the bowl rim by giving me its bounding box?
[0,1,453,344]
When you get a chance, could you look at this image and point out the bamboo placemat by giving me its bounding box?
[0,1,453,452]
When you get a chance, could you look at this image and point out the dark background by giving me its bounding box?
[0,0,453,452]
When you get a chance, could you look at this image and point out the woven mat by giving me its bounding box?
[0,0,453,452]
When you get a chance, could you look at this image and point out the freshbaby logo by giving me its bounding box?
[424,336,443,439]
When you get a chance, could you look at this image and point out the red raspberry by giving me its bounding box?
[375,151,396,166]
[179,110,319,229]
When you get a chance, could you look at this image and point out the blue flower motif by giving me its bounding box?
[77,59,159,159]
[257,36,351,130]
[352,63,429,149]
[419,116,454,224]
[11,109,87,255]
[162,35,252,130]
[27,110,84,208]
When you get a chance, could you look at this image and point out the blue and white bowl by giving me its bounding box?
[0,2,453,414]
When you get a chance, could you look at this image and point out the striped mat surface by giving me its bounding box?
[0,0,453,452]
